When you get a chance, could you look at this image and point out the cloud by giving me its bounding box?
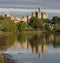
[0,0,60,9]
[0,0,60,18]
[0,8,60,18]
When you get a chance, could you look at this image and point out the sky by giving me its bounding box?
[0,0,60,18]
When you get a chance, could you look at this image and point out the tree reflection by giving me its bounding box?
[53,33,60,47]
[17,33,27,43]
[29,34,48,47]
[28,33,60,58]
[0,33,17,50]
[28,33,60,57]
[28,33,48,58]
[0,32,60,59]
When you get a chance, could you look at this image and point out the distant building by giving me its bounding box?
[32,8,48,19]
[11,16,31,24]
[1,11,11,17]
[1,11,5,17]
[20,16,31,23]
[1,7,48,24]
[5,14,11,17]
[10,7,48,24]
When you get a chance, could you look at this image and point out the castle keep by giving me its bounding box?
[32,8,48,19]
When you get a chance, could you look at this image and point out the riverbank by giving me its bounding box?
[0,16,60,33]
[0,53,4,63]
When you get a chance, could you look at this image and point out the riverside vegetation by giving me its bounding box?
[0,32,60,63]
[0,16,60,33]
[0,16,17,32]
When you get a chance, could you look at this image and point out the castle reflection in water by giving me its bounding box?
[0,33,60,62]
[0,33,55,57]
[7,40,48,58]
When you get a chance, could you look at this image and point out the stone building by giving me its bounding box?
[1,7,48,24]
[32,8,48,19]
[20,16,31,23]
[11,16,31,24]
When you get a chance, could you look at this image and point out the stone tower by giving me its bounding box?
[1,11,4,17]
[38,7,41,12]
[32,12,36,17]
[32,7,48,19]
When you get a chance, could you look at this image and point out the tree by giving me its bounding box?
[17,22,27,31]
[45,24,50,31]
[54,23,60,31]
[0,16,17,32]
[52,16,60,23]
[29,17,43,30]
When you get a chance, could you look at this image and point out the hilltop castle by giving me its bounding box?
[32,8,48,19]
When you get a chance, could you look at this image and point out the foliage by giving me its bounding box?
[0,16,60,32]
[0,33,17,50]
[45,24,50,31]
[52,16,60,23]
[54,23,60,31]
[29,17,43,30]
[1,27,8,32]
[29,16,60,32]
[0,16,17,32]
[18,33,26,43]
[43,19,54,24]
[52,16,60,32]
[17,22,27,31]
[0,16,4,20]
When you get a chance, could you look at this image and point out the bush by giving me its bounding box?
[0,16,4,20]
[29,17,43,30]
[52,16,60,23]
[17,22,27,31]
[0,16,17,32]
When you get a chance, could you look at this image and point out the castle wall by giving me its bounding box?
[21,16,27,23]
[38,12,41,19]
[27,16,31,22]
[32,12,36,17]
[42,12,48,19]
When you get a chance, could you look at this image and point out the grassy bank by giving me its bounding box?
[0,16,17,32]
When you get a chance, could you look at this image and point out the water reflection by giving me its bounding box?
[0,33,60,63]
[53,34,60,47]
[0,33,16,51]
[28,34,48,58]
[0,53,4,63]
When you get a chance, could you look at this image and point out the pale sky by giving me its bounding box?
[0,0,60,18]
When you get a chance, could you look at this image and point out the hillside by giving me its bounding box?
[0,16,17,32]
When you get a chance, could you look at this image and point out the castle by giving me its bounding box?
[12,8,48,23]
[32,8,48,19]
[1,7,48,23]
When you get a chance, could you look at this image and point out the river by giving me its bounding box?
[0,32,60,63]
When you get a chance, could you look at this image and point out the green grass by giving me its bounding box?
[0,16,17,32]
